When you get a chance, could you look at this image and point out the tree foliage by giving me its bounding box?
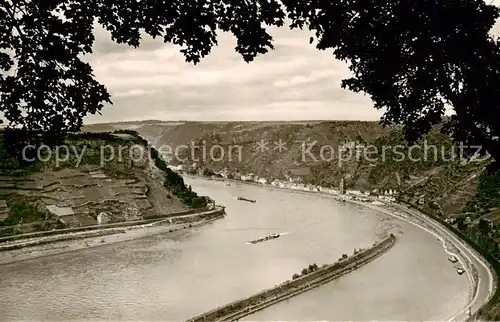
[0,0,285,134]
[281,0,500,160]
[1,0,500,161]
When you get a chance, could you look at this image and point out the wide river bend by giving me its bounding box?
[0,177,469,320]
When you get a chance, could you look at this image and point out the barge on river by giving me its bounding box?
[238,197,256,203]
[247,233,280,244]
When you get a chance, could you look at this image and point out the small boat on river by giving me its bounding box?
[247,233,281,244]
[456,268,465,275]
[448,255,458,263]
[237,197,256,203]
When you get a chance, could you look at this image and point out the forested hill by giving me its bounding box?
[84,120,500,320]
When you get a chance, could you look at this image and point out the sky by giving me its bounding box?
[84,24,381,124]
[85,2,500,124]
[2,2,499,125]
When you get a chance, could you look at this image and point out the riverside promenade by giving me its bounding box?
[186,234,396,322]
[0,206,225,249]
[0,207,226,264]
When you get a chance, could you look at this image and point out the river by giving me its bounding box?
[0,177,469,321]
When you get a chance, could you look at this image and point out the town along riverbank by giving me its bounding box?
[186,234,397,322]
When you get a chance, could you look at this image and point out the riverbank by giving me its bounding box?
[186,234,396,322]
[0,207,225,265]
[348,200,496,321]
[0,209,197,244]
[184,175,495,321]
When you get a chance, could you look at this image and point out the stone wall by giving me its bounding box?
[0,207,225,247]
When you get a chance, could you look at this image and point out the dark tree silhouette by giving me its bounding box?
[0,0,286,134]
[1,0,500,161]
[281,0,500,160]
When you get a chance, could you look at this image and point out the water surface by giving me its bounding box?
[0,178,468,320]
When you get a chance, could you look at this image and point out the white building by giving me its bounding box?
[46,205,74,217]
[241,174,254,181]
[168,165,183,172]
[97,212,110,225]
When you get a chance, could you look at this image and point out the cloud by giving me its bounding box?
[83,3,500,124]
[83,23,381,123]
[113,89,159,98]
[91,24,165,55]
[1,5,498,126]
[272,69,348,88]
[491,1,500,41]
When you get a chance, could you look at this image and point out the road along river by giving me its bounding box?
[388,203,495,321]
[0,177,472,320]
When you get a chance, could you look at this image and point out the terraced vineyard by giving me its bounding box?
[0,130,207,237]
